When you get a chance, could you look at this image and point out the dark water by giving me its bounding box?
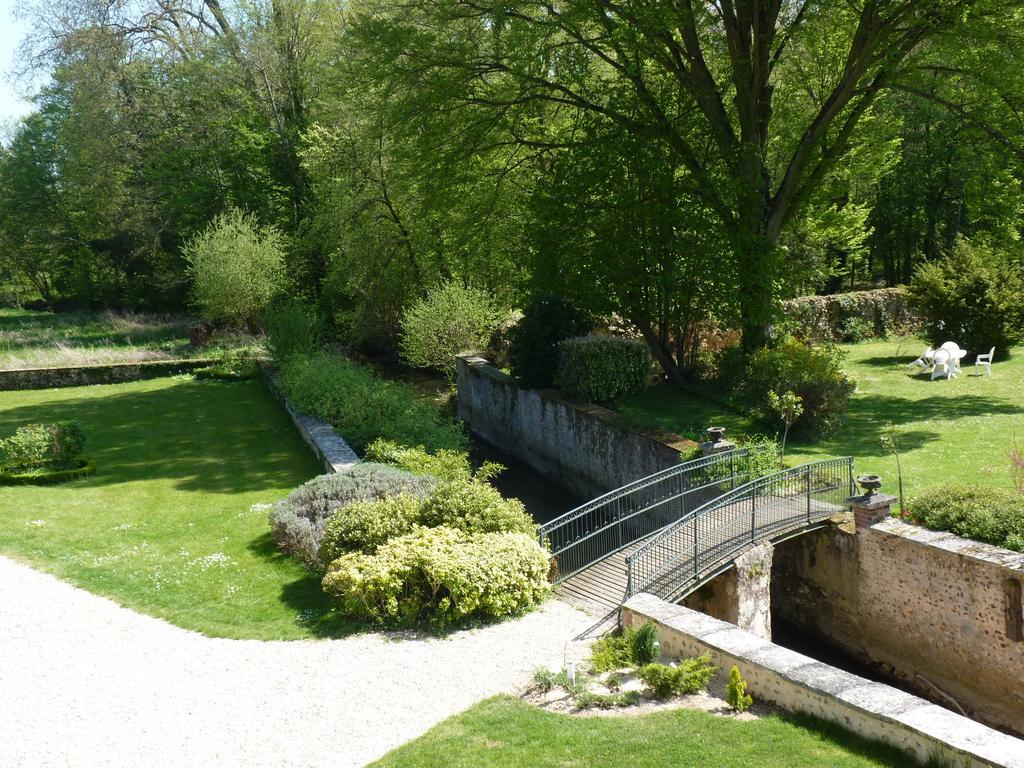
[468,435,584,525]
[771,616,888,683]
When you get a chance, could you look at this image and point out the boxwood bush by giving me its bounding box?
[904,485,1024,552]
[276,352,467,453]
[745,337,855,439]
[321,527,551,628]
[555,336,653,405]
[269,463,438,570]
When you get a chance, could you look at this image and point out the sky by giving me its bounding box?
[0,0,33,129]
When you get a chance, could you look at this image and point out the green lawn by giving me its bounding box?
[372,695,926,768]
[0,376,358,639]
[618,339,1024,496]
[0,307,259,370]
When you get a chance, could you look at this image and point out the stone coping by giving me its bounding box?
[873,517,1024,571]
[258,363,359,474]
[623,593,1024,768]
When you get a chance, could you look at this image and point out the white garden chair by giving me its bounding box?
[908,347,935,369]
[930,348,955,380]
[975,347,995,377]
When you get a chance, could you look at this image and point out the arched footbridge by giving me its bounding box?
[538,449,854,617]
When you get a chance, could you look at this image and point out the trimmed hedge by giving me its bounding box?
[276,352,467,454]
[783,287,921,343]
[321,527,551,628]
[268,463,438,570]
[0,458,96,486]
[904,485,1024,553]
[555,336,653,405]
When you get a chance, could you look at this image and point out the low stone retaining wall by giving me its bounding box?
[259,364,358,474]
[0,359,216,390]
[455,355,697,499]
[773,518,1024,735]
[623,594,1024,768]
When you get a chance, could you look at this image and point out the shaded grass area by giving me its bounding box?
[0,376,359,639]
[0,307,260,370]
[372,695,927,768]
[616,340,1024,494]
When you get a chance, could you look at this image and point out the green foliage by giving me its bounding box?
[905,485,1024,553]
[193,353,260,381]
[726,666,753,712]
[264,299,320,364]
[365,439,474,482]
[418,480,538,538]
[276,352,468,454]
[555,336,653,405]
[767,390,804,458]
[319,495,426,562]
[638,655,716,699]
[184,209,287,328]
[574,690,642,710]
[604,673,623,692]
[747,338,856,438]
[400,282,505,380]
[630,621,661,666]
[908,238,1022,361]
[269,463,438,570]
[508,294,592,388]
[589,632,634,673]
[321,527,551,628]
[0,420,89,472]
[0,458,96,486]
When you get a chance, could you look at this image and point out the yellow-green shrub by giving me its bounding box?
[419,479,537,537]
[321,527,551,628]
[364,438,473,481]
[319,495,425,562]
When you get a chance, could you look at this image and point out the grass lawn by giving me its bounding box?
[0,376,358,640]
[371,695,925,768]
[617,339,1024,497]
[0,307,259,370]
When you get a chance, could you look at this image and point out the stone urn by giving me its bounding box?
[856,474,882,496]
[700,426,735,456]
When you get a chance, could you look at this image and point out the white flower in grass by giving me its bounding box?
[113,523,135,531]
[26,519,46,527]
[189,552,234,571]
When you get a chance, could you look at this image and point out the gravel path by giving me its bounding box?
[0,556,596,768]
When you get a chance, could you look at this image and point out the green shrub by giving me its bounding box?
[508,294,592,388]
[589,632,633,673]
[194,352,260,381]
[0,458,96,486]
[555,336,653,405]
[399,282,505,380]
[908,238,1022,361]
[269,463,438,570]
[746,337,855,439]
[574,690,641,709]
[277,352,468,454]
[905,485,1024,553]
[638,655,716,698]
[264,299,320,363]
[419,479,537,538]
[365,439,473,482]
[50,420,88,466]
[319,495,426,562]
[630,621,660,666]
[0,420,89,472]
[184,209,287,328]
[726,665,753,712]
[321,527,551,628]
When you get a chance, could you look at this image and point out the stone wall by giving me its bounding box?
[623,594,1024,768]
[773,518,1024,735]
[455,355,697,499]
[0,359,214,391]
[783,287,921,342]
[683,541,774,640]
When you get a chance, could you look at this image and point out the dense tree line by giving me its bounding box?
[2,0,1024,377]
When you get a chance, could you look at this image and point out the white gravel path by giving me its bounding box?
[0,556,597,768]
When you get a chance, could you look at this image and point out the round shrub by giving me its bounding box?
[321,527,551,628]
[399,281,505,380]
[554,336,653,405]
[745,337,855,439]
[905,485,1024,553]
[184,209,287,328]
[0,420,89,472]
[269,463,438,570]
[508,294,592,388]
[419,479,538,537]
[319,495,425,562]
[908,238,1022,361]
[364,438,473,482]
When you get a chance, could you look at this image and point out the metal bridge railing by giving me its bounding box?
[539,446,774,583]
[625,456,854,602]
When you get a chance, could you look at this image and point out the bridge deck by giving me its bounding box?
[555,494,846,616]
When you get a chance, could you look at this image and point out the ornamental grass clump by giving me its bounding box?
[321,527,551,628]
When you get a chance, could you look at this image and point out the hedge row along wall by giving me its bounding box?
[783,287,922,342]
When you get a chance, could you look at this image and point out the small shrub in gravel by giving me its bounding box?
[638,655,716,699]
[322,527,551,628]
[269,463,438,570]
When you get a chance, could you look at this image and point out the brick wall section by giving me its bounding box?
[773,519,1024,735]
[0,359,214,390]
[623,594,1024,768]
[455,354,697,498]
